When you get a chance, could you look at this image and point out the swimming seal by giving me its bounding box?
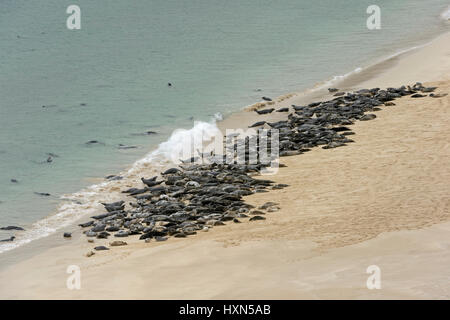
[255,108,274,115]
[0,236,15,242]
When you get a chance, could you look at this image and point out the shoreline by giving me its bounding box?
[0,28,449,297]
[1,76,449,298]
[1,27,450,262]
[0,22,449,296]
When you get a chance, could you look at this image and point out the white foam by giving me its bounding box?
[0,190,105,253]
[311,67,363,92]
[441,5,450,20]
[129,119,222,172]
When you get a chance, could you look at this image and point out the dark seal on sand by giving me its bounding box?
[255,108,275,115]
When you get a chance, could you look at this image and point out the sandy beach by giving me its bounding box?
[0,31,449,300]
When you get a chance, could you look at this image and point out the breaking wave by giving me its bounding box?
[0,116,223,254]
[441,5,450,21]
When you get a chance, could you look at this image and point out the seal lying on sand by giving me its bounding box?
[76,82,439,247]
[249,121,266,128]
[141,177,163,187]
[430,93,448,98]
[255,108,275,115]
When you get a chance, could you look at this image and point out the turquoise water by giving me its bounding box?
[0,0,449,251]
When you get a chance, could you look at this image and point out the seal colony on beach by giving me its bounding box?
[75,82,445,253]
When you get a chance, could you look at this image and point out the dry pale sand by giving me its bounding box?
[0,32,449,300]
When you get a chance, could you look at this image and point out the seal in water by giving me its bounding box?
[46,153,59,158]
[0,236,15,242]
[34,192,51,196]
[118,144,137,149]
[105,175,123,181]
[262,96,272,101]
[85,140,103,145]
